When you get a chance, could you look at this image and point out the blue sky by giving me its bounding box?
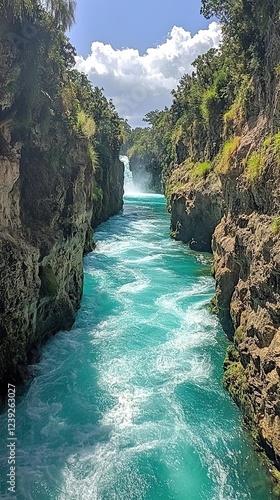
[70,0,214,57]
[69,1,221,127]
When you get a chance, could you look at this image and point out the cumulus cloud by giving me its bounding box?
[75,22,221,127]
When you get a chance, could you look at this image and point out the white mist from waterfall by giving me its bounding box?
[120,155,160,195]
[120,155,138,195]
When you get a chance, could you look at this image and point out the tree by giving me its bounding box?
[44,0,76,29]
[2,0,76,29]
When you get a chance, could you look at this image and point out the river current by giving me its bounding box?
[0,187,275,498]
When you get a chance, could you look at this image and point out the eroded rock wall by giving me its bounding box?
[0,115,95,387]
[167,19,280,476]
[170,173,225,252]
[212,124,280,468]
[0,25,124,389]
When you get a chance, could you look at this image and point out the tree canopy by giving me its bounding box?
[2,0,76,29]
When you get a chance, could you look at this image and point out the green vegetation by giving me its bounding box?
[245,152,265,182]
[223,340,261,444]
[76,109,96,139]
[88,144,98,169]
[120,3,280,488]
[39,265,59,297]
[243,132,280,183]
[92,185,103,203]
[271,216,280,234]
[190,161,211,180]
[3,0,76,29]
[223,75,253,137]
[170,229,179,239]
[123,0,279,195]
[223,359,246,403]
[0,3,123,213]
[201,87,217,122]
[271,469,280,497]
[234,326,246,346]
[272,132,280,161]
[215,137,241,174]
[122,109,175,192]
[209,295,218,314]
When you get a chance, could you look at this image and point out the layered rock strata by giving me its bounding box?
[168,118,280,474]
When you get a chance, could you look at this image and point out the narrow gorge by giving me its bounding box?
[0,0,280,498]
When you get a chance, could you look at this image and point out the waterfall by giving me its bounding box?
[120,155,135,194]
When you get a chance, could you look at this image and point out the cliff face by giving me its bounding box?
[213,13,280,469]
[169,124,280,474]
[91,152,124,227]
[0,126,93,384]
[167,13,280,478]
[212,121,280,468]
[169,172,224,252]
[0,17,124,388]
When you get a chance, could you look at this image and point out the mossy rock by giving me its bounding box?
[234,325,246,346]
[271,468,280,497]
[39,265,59,298]
[209,295,218,314]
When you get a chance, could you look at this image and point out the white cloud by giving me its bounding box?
[75,22,221,127]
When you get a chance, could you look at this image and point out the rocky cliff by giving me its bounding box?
[169,171,224,252]
[212,121,280,471]
[168,83,280,489]
[0,11,124,392]
[166,3,280,484]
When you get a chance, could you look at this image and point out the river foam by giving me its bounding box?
[0,193,275,500]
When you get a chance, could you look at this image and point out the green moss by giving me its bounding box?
[271,216,280,234]
[39,265,58,297]
[275,63,280,76]
[223,356,249,413]
[92,185,103,203]
[246,151,265,182]
[223,345,258,439]
[190,161,211,180]
[271,468,280,497]
[209,295,218,314]
[216,136,241,173]
[224,344,240,365]
[223,360,244,391]
[234,325,246,345]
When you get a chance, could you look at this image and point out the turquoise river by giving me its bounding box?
[0,191,276,499]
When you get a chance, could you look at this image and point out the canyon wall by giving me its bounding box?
[168,92,280,484]
[0,13,124,390]
[165,4,280,482]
